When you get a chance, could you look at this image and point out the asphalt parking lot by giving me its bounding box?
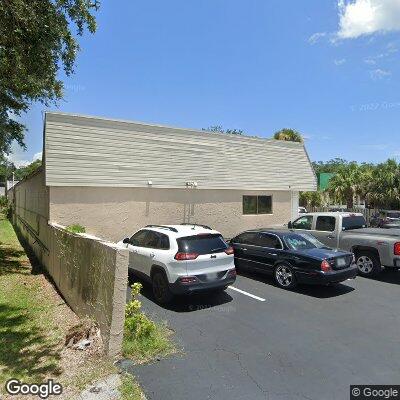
[122,270,400,400]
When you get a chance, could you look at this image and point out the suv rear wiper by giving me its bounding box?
[210,247,227,253]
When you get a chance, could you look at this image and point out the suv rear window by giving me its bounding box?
[177,234,228,255]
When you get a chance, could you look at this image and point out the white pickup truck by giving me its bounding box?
[288,212,400,277]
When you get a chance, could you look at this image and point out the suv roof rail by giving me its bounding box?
[180,223,212,230]
[145,225,178,233]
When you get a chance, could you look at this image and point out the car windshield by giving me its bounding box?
[177,234,228,255]
[342,216,367,230]
[283,233,326,251]
[387,212,400,219]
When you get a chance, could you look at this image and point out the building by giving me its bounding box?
[11,112,317,242]
[1,180,19,196]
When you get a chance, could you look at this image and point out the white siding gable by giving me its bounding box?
[44,112,317,191]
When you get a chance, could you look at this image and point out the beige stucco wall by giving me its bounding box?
[49,187,293,241]
[11,169,128,356]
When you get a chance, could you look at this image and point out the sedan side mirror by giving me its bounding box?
[122,237,130,244]
[288,221,293,229]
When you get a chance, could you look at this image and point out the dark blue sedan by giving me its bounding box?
[230,229,358,289]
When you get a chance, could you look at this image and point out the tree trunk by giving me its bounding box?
[347,196,354,209]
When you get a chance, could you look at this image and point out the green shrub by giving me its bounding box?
[0,195,8,209]
[65,224,86,234]
[123,282,174,363]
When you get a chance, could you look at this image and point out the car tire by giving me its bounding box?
[355,251,382,277]
[274,263,297,289]
[152,271,173,304]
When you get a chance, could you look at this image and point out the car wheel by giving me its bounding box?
[152,271,173,304]
[356,251,382,277]
[274,264,297,289]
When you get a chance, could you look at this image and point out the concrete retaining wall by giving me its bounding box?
[10,169,128,356]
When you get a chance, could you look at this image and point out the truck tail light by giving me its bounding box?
[394,243,400,256]
[224,246,234,255]
[321,260,332,272]
[174,252,199,261]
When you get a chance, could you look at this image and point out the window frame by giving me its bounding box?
[129,229,151,247]
[243,195,273,215]
[256,233,284,250]
[232,231,260,246]
[315,216,337,232]
[292,215,313,231]
[129,230,170,249]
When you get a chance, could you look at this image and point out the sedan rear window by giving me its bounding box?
[177,234,228,255]
[342,216,366,230]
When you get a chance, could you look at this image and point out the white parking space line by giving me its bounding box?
[228,286,266,302]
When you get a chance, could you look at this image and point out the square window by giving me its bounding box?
[243,196,257,214]
[243,195,272,215]
[258,196,272,214]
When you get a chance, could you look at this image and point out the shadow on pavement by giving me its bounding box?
[237,269,355,299]
[127,272,234,313]
[368,268,400,285]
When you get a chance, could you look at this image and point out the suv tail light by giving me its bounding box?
[394,242,400,256]
[321,260,332,272]
[179,276,198,284]
[174,252,199,261]
[227,268,237,277]
[224,246,234,255]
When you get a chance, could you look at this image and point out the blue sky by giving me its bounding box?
[12,0,400,166]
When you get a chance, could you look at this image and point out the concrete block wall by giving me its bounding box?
[10,169,128,356]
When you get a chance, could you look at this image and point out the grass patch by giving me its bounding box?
[0,214,121,398]
[122,319,175,363]
[65,224,86,234]
[120,373,143,400]
[122,283,175,363]
[0,214,63,385]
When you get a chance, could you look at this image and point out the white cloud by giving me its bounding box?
[337,0,400,39]
[5,144,42,168]
[364,57,377,65]
[33,152,42,161]
[361,143,388,150]
[308,32,327,44]
[386,41,399,53]
[334,58,347,65]
[369,68,392,80]
[364,43,398,65]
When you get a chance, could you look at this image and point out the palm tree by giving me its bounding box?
[273,128,304,143]
[367,159,400,208]
[327,163,366,209]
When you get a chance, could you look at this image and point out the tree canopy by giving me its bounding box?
[0,0,99,156]
[273,128,304,143]
[0,158,42,183]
